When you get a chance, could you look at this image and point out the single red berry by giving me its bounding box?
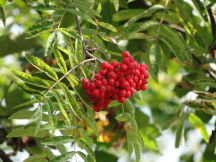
[101,62,110,69]
[121,80,129,87]
[99,85,106,92]
[82,78,89,85]
[125,91,131,98]
[92,89,99,96]
[144,71,149,79]
[140,84,146,90]
[120,64,127,71]
[93,105,100,112]
[130,87,135,93]
[108,71,117,79]
[111,61,119,67]
[122,58,130,65]
[108,65,114,71]
[122,51,130,57]
[109,78,115,85]
[89,82,96,89]
[96,80,102,86]
[99,69,107,75]
[102,78,108,85]
[118,97,126,103]
[94,74,101,80]
[120,90,126,97]
[115,81,120,87]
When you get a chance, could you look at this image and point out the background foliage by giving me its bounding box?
[0,0,216,162]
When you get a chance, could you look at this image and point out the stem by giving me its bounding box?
[207,8,216,43]
[44,58,95,96]
[0,149,13,162]
[74,14,103,63]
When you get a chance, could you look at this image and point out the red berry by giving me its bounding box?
[120,64,127,71]
[82,78,89,85]
[89,82,96,89]
[101,62,110,69]
[96,80,102,86]
[111,61,119,67]
[125,91,131,98]
[92,89,99,96]
[140,84,146,90]
[99,69,107,75]
[123,58,130,64]
[120,90,126,97]
[121,80,129,88]
[108,71,117,79]
[102,78,108,85]
[118,97,126,103]
[93,105,100,112]
[122,51,130,57]
[94,74,101,80]
[108,65,114,71]
[115,81,120,87]
[109,79,115,85]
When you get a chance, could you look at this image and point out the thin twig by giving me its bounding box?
[44,58,95,96]
[74,14,103,63]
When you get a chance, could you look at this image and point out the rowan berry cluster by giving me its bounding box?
[82,51,149,112]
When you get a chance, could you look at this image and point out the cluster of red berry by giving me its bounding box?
[82,51,149,112]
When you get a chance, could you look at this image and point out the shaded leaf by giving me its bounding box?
[14,71,50,88]
[188,113,209,143]
[26,54,58,80]
[0,5,6,25]
[98,22,117,32]
[51,151,75,162]
[41,136,74,145]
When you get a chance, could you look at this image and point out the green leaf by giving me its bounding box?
[121,21,159,33]
[188,113,209,143]
[112,9,143,22]
[191,0,208,21]
[54,47,67,73]
[59,83,83,120]
[175,117,185,148]
[26,54,58,80]
[77,140,95,162]
[51,151,75,162]
[45,32,57,56]
[149,42,162,79]
[16,81,42,95]
[98,22,117,32]
[125,5,164,26]
[115,113,132,121]
[0,5,6,26]
[123,99,135,114]
[191,79,216,88]
[14,71,50,88]
[41,136,74,145]
[69,1,100,17]
[112,0,119,11]
[24,155,48,162]
[96,3,102,14]
[158,25,190,62]
[7,126,47,138]
[45,99,55,127]
[52,90,71,125]
[9,109,36,119]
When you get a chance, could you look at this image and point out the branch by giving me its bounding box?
[74,14,103,63]
[0,149,13,162]
[44,58,95,95]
